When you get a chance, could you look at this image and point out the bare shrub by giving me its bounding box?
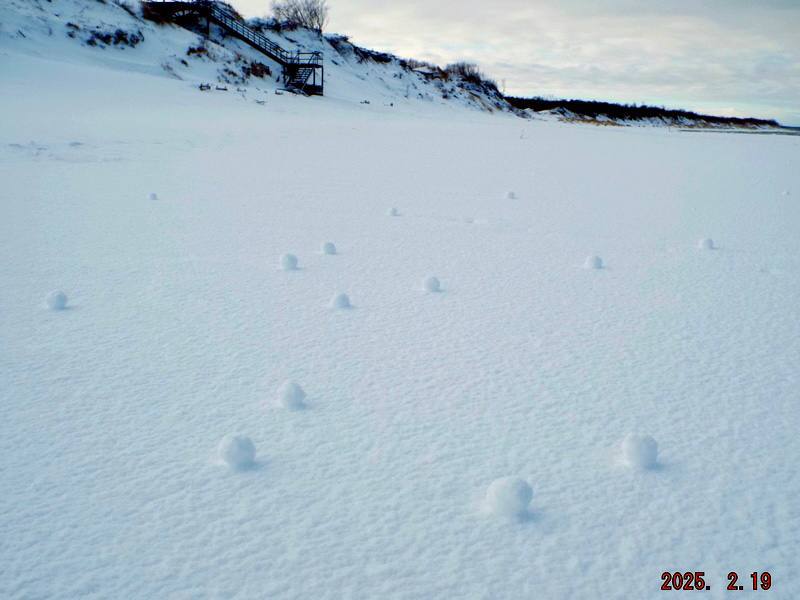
[271,0,329,32]
[444,61,496,89]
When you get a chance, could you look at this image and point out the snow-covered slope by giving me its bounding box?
[1,0,512,115]
[2,2,800,599]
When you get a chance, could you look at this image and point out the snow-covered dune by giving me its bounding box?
[2,1,800,599]
[1,0,511,115]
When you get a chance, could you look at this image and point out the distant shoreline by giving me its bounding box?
[679,128,800,136]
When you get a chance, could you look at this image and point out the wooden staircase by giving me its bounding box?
[144,0,324,95]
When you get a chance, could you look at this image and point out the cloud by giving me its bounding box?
[232,0,800,123]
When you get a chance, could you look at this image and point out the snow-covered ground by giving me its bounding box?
[2,1,800,599]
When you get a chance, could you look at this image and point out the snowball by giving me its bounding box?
[424,276,441,292]
[149,192,158,201]
[506,191,517,199]
[330,292,351,309]
[583,255,603,270]
[280,253,298,270]
[387,207,399,217]
[46,291,68,310]
[781,190,790,196]
[697,238,715,250]
[622,433,658,469]
[321,241,337,255]
[278,380,306,410]
[217,435,256,469]
[486,477,533,518]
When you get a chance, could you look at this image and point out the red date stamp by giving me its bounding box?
[660,571,772,591]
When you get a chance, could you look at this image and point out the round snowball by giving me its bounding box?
[330,292,351,309]
[424,276,441,292]
[217,435,256,469]
[279,380,306,410]
[47,291,68,310]
[584,255,603,270]
[486,477,533,518]
[280,253,298,270]
[387,207,399,217]
[321,241,337,255]
[697,238,715,250]
[622,433,658,469]
[149,192,158,201]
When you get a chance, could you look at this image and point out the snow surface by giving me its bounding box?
[2,1,800,598]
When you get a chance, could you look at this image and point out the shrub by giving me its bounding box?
[271,0,329,32]
[85,28,143,47]
[445,62,497,89]
[504,96,780,127]
[243,61,271,78]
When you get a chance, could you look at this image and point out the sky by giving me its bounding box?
[232,0,800,124]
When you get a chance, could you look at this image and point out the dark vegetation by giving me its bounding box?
[242,60,271,78]
[444,62,497,90]
[271,0,329,32]
[85,27,144,47]
[505,96,780,127]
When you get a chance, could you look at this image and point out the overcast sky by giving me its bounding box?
[231,0,800,124]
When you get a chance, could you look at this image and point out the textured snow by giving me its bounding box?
[2,1,800,598]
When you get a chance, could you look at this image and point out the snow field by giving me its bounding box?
[2,25,799,596]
